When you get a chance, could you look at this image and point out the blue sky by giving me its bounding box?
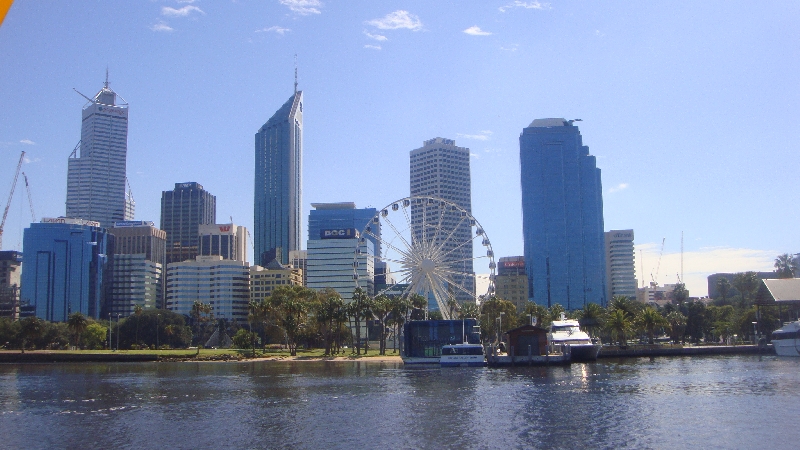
[1,0,798,297]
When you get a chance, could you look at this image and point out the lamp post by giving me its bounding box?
[116,313,121,350]
[752,321,758,345]
[157,313,161,350]
[108,312,111,350]
[499,311,505,344]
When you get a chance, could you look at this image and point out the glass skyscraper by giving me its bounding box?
[254,91,303,266]
[20,218,113,321]
[519,119,606,309]
[66,76,134,227]
[160,182,216,265]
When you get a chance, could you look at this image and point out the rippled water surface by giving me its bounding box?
[0,355,798,449]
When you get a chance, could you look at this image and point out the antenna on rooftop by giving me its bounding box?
[105,67,109,89]
[294,54,298,94]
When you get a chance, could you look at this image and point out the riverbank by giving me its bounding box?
[0,350,403,363]
[597,343,771,358]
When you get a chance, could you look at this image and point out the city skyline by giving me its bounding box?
[1,2,798,297]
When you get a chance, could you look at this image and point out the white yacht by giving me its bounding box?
[549,314,601,362]
[772,320,800,356]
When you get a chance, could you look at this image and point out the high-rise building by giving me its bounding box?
[66,75,134,227]
[495,256,529,312]
[160,182,216,265]
[306,203,375,299]
[0,251,22,319]
[605,230,637,301]
[409,137,475,304]
[520,119,606,309]
[108,221,167,315]
[289,250,308,286]
[254,90,303,266]
[166,256,250,322]
[198,223,247,262]
[250,259,303,303]
[20,218,113,321]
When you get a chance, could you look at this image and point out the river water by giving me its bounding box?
[0,355,797,449]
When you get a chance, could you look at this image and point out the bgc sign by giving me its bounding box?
[321,228,358,239]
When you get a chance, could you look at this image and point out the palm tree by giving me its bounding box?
[635,307,667,344]
[388,296,410,353]
[577,302,605,338]
[409,293,427,320]
[315,288,342,356]
[774,253,798,278]
[666,311,687,344]
[269,285,316,356]
[459,302,480,320]
[67,312,88,349]
[606,308,631,346]
[372,295,392,355]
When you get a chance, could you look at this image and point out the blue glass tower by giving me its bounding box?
[254,91,303,266]
[20,219,113,321]
[520,119,606,309]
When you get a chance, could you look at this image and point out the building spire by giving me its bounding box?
[294,54,298,94]
[104,67,109,89]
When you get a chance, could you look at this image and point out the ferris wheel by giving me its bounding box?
[353,196,496,320]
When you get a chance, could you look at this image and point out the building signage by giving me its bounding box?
[42,217,101,227]
[500,260,525,268]
[320,228,358,239]
[113,221,154,227]
[176,182,201,190]
[612,232,633,238]
[219,225,231,232]
[95,105,128,117]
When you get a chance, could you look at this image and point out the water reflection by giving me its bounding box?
[0,356,797,449]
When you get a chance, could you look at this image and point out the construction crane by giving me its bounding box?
[22,172,35,222]
[0,151,25,250]
[650,237,666,287]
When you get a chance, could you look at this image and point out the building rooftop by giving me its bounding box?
[311,202,356,210]
[528,118,568,128]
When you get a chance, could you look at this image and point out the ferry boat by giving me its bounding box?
[772,320,800,356]
[440,343,486,367]
[549,314,601,362]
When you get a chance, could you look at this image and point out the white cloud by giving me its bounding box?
[364,44,382,50]
[637,244,775,297]
[457,130,493,141]
[463,26,492,36]
[499,1,551,12]
[19,139,35,145]
[363,30,387,41]
[161,5,205,17]
[607,183,629,193]
[595,29,605,37]
[177,0,198,3]
[151,21,174,32]
[257,26,290,35]
[500,44,519,52]
[280,0,322,15]
[366,10,422,31]
[470,152,480,159]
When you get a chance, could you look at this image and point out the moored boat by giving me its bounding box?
[549,314,601,362]
[772,320,800,357]
[440,343,486,367]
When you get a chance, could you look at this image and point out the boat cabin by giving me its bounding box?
[506,325,548,356]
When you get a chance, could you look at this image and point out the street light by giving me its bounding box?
[499,311,505,343]
[116,313,121,350]
[752,321,758,345]
[108,312,111,350]
[157,313,161,350]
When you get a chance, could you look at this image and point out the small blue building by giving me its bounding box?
[20,218,113,321]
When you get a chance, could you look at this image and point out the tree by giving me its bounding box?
[19,316,43,351]
[576,302,605,338]
[635,307,667,345]
[774,253,798,278]
[715,277,732,304]
[348,287,372,355]
[315,288,343,356]
[521,302,549,328]
[190,301,213,346]
[605,308,631,346]
[133,304,143,346]
[67,312,88,348]
[267,285,316,356]
[732,272,759,307]
[409,293,427,320]
[548,303,565,323]
[83,322,108,349]
[671,283,689,305]
[666,311,687,344]
[458,302,480,320]
[372,295,392,355]
[388,296,410,353]
[480,297,517,343]
[232,328,258,349]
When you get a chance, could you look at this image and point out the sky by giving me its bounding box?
[0,0,798,298]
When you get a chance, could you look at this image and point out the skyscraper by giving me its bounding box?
[160,182,216,265]
[108,221,167,314]
[409,137,475,304]
[605,229,637,301]
[254,90,303,266]
[20,218,113,321]
[520,119,606,309]
[66,75,134,227]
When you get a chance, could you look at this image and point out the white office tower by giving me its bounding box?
[409,137,475,304]
[67,74,133,227]
[605,229,637,300]
[166,256,250,322]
